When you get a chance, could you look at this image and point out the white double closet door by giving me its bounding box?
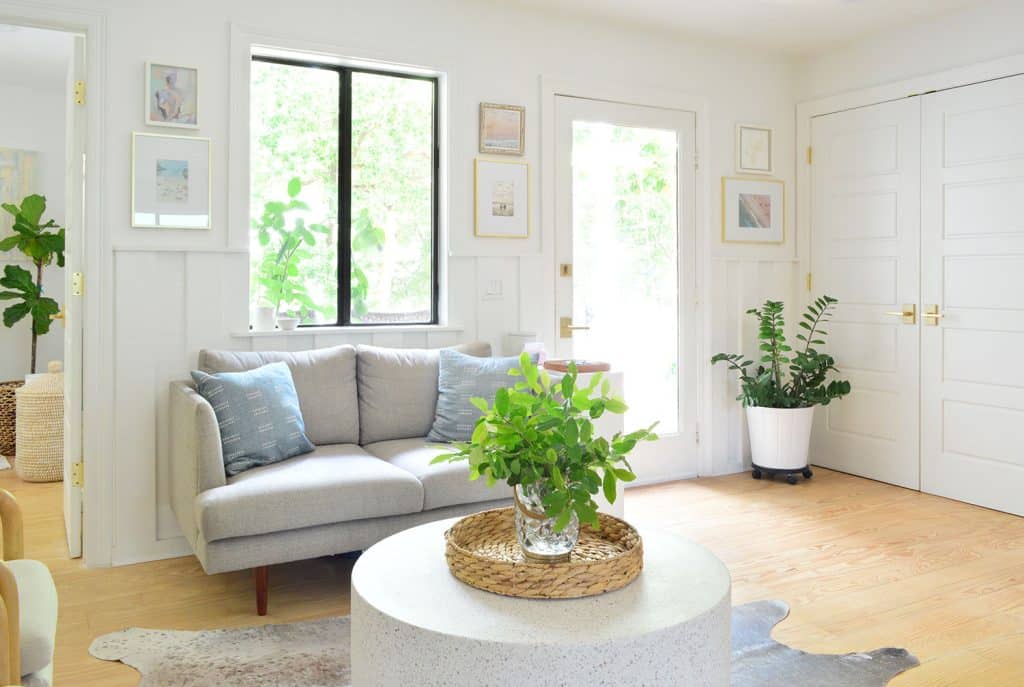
[811,73,1024,516]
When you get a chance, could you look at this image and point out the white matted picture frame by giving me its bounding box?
[735,123,773,175]
[721,176,784,244]
[131,132,211,229]
[474,158,529,238]
[479,103,525,155]
[145,61,199,129]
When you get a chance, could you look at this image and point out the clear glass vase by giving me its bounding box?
[514,483,580,563]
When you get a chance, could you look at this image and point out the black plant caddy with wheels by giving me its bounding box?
[751,463,813,485]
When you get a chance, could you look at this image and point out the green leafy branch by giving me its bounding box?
[433,353,658,530]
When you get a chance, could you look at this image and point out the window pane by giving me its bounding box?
[250,61,339,324]
[350,72,434,323]
[571,121,679,433]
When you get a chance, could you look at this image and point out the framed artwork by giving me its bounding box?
[474,158,529,238]
[0,148,38,237]
[131,132,211,229]
[721,177,784,244]
[145,62,199,128]
[735,123,773,175]
[479,103,525,155]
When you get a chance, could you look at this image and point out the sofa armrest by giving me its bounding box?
[169,381,226,547]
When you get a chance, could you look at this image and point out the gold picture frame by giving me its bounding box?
[474,158,530,239]
[479,102,525,155]
[721,176,784,244]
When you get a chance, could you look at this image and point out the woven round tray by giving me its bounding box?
[444,507,643,599]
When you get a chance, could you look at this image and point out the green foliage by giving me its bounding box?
[253,177,333,318]
[0,194,65,373]
[0,194,65,268]
[432,354,658,530]
[711,296,852,408]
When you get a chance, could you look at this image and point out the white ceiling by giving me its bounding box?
[0,24,74,90]
[508,0,984,57]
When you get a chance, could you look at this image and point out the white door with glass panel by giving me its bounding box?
[920,75,1024,516]
[554,96,698,483]
[809,98,922,490]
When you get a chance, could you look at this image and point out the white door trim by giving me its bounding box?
[539,75,713,476]
[796,52,1024,318]
[0,1,112,566]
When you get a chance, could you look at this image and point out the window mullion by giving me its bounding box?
[338,67,353,326]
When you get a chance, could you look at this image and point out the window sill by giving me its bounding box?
[231,324,464,338]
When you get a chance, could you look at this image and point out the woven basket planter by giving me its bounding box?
[445,507,643,599]
[15,362,64,482]
[0,381,23,457]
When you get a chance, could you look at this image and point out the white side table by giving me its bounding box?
[351,517,731,686]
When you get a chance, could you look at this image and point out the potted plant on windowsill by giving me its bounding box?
[433,353,657,562]
[711,296,851,484]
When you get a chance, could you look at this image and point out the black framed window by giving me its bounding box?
[249,55,439,326]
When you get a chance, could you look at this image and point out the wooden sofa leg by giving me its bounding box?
[254,566,269,616]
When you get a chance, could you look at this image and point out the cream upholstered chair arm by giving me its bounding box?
[0,563,20,684]
[0,491,23,562]
[170,381,226,549]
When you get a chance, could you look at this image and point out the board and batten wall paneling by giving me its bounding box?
[709,258,800,475]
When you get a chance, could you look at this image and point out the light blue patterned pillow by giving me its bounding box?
[428,350,535,443]
[191,362,315,476]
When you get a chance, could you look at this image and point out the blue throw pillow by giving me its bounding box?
[428,349,535,443]
[191,362,315,476]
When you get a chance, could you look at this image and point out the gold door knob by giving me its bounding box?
[884,304,916,324]
[923,305,943,325]
[559,316,591,338]
[50,308,65,323]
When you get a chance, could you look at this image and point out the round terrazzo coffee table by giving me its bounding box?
[350,517,732,686]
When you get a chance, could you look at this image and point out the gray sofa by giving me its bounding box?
[169,342,508,614]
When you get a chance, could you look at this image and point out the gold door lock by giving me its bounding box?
[923,304,944,325]
[559,317,590,339]
[884,303,916,324]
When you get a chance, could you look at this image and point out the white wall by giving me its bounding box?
[0,81,66,380]
[18,0,798,564]
[797,0,1024,101]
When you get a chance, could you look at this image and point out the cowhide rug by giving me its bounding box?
[90,599,918,686]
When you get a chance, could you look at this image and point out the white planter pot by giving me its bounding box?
[253,306,277,332]
[746,406,815,471]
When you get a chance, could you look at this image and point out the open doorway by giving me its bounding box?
[0,23,84,558]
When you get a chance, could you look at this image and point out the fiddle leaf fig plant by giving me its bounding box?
[432,353,658,531]
[253,176,332,320]
[0,194,65,374]
[711,295,851,408]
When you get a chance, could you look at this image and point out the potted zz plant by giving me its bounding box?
[711,296,851,484]
[433,353,657,562]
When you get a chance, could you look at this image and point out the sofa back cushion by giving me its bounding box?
[198,345,358,445]
[356,342,491,444]
[191,362,315,476]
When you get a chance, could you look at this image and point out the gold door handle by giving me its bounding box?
[50,308,65,323]
[923,305,943,325]
[559,317,591,338]
[884,304,916,324]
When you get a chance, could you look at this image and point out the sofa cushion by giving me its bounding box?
[364,438,501,510]
[428,349,534,443]
[198,345,358,445]
[195,444,424,542]
[191,363,315,477]
[356,342,491,445]
[8,559,57,677]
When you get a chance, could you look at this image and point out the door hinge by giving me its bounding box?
[694,152,700,171]
[73,80,86,105]
[71,272,84,297]
[806,146,813,165]
[807,272,813,292]
[71,461,84,487]
[695,424,701,445]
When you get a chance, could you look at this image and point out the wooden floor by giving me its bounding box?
[6,467,1024,686]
